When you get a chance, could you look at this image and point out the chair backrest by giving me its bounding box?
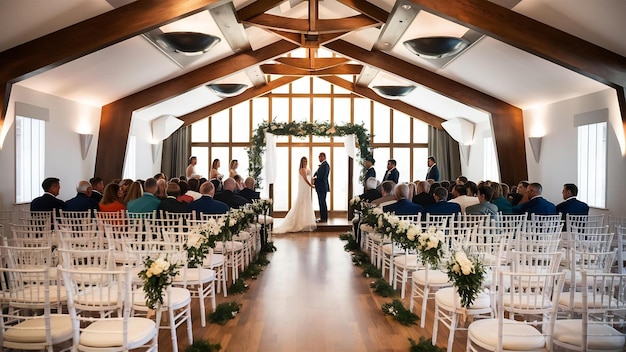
[57,228,104,250]
[7,224,54,248]
[95,210,129,232]
[424,214,453,229]
[616,225,626,274]
[528,214,563,233]
[396,214,420,225]
[1,245,54,271]
[18,210,53,231]
[144,217,184,236]
[58,248,113,271]
[57,209,97,231]
[566,213,605,230]
[508,250,563,276]
[608,215,626,235]
[455,213,490,228]
[569,248,616,274]
[570,231,614,253]
[516,231,561,253]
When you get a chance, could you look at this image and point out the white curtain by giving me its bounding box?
[343,134,356,159]
[265,132,277,184]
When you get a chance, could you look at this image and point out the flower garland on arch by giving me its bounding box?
[247,120,373,185]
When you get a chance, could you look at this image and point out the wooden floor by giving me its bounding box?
[160,231,467,351]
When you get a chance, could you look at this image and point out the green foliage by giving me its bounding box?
[361,264,382,279]
[253,253,270,266]
[338,232,353,241]
[185,339,222,352]
[445,249,486,308]
[261,241,277,253]
[371,278,396,297]
[381,299,419,325]
[240,263,262,279]
[228,278,248,294]
[351,250,370,266]
[208,301,242,325]
[409,337,446,352]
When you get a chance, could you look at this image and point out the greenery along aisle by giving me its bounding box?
[247,120,373,185]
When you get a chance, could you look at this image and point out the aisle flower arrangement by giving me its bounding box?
[251,198,273,215]
[415,226,445,267]
[138,256,180,309]
[444,249,486,308]
[186,217,225,268]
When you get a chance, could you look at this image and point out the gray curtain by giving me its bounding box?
[161,126,191,179]
[428,126,461,182]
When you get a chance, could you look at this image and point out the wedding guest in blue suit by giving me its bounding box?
[512,182,557,218]
[31,177,65,212]
[423,187,461,219]
[64,180,99,211]
[314,152,330,222]
[556,183,589,219]
[382,159,399,184]
[425,156,440,181]
[189,181,229,216]
[362,156,376,192]
[383,183,423,215]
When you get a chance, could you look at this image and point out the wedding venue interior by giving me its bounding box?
[1,0,626,351]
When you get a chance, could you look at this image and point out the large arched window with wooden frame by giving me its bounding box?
[190,76,430,217]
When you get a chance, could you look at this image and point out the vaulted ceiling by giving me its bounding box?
[1,0,625,185]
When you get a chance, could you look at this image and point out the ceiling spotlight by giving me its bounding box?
[372,85,416,99]
[207,83,249,98]
[403,36,469,59]
[156,31,221,56]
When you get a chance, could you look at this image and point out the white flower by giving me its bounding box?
[452,263,460,274]
[406,226,419,241]
[461,263,473,275]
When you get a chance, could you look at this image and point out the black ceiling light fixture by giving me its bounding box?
[156,31,221,56]
[207,83,249,98]
[403,36,469,59]
[372,85,416,99]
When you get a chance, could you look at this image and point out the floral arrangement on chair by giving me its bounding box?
[251,198,272,215]
[138,256,181,309]
[444,249,486,308]
[186,217,226,268]
[415,226,445,267]
[359,202,383,228]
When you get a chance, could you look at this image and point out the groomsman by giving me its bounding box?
[363,156,376,191]
[314,152,330,222]
[426,156,440,181]
[382,159,399,184]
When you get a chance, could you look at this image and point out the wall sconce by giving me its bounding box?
[156,32,221,56]
[78,133,93,160]
[207,83,249,98]
[371,85,416,99]
[403,36,469,59]
[528,136,543,163]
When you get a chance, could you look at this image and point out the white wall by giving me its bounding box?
[523,88,626,217]
[125,116,162,181]
[0,85,101,209]
[459,119,498,182]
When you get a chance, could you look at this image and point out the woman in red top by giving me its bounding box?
[99,183,126,212]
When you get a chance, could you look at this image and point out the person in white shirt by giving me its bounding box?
[448,184,479,213]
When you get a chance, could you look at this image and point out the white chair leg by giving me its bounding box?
[199,286,207,327]
[420,285,429,328]
[169,308,178,352]
[409,279,415,312]
[432,304,439,345]
[400,270,407,299]
[446,312,457,352]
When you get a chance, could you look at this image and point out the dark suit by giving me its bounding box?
[214,190,250,209]
[412,192,435,207]
[64,193,99,211]
[239,188,260,202]
[189,195,229,217]
[360,189,382,203]
[382,168,399,184]
[314,160,330,221]
[512,196,557,217]
[423,200,461,219]
[363,167,376,191]
[426,164,440,181]
[556,197,589,217]
[383,199,423,216]
[90,190,103,203]
[158,197,190,214]
[30,193,65,212]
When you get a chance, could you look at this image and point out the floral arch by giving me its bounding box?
[247,121,373,185]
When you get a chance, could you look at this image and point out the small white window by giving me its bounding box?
[15,115,46,203]
[483,136,499,181]
[577,122,607,208]
[123,136,137,180]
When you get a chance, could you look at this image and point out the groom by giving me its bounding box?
[313,152,330,222]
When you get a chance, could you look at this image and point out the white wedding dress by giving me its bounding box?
[273,169,317,233]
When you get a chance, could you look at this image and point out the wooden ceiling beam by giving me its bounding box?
[321,76,444,129]
[408,0,626,138]
[260,64,363,76]
[236,0,285,22]
[243,14,379,34]
[275,57,351,70]
[335,0,389,23]
[181,76,299,127]
[0,0,223,126]
[324,39,526,185]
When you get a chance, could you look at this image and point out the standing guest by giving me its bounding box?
[31,177,65,212]
[210,159,224,181]
[229,159,240,178]
[186,156,201,180]
[158,182,189,213]
[448,184,479,213]
[89,177,105,202]
[512,182,557,217]
[466,185,498,218]
[99,183,126,212]
[383,184,423,215]
[382,159,399,184]
[556,183,589,219]
[423,187,461,218]
[490,182,513,215]
[127,178,161,213]
[214,178,250,209]
[425,156,440,181]
[122,181,143,206]
[189,181,229,216]
[64,180,98,211]
[239,177,261,202]
[359,177,382,203]
[412,181,435,207]
[362,156,376,191]
[372,180,396,207]
[313,152,330,222]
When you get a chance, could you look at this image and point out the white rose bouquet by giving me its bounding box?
[416,226,445,267]
[138,256,180,309]
[445,249,486,308]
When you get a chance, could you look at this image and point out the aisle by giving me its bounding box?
[170,231,460,351]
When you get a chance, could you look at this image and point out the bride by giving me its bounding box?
[273,156,317,233]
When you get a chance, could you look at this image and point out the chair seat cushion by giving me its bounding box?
[133,287,191,309]
[554,319,626,350]
[80,317,157,349]
[174,268,216,283]
[468,318,546,350]
[13,285,67,303]
[435,287,491,311]
[394,255,421,269]
[360,224,374,233]
[214,241,243,252]
[412,269,451,286]
[3,314,73,343]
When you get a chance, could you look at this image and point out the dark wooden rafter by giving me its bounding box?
[267,29,346,48]
[260,64,362,76]
[242,14,379,34]
[408,0,626,137]
[275,57,350,70]
[180,76,300,127]
[323,40,526,185]
[0,0,223,126]
[335,0,390,23]
[322,76,444,129]
[95,40,299,182]
[235,0,285,22]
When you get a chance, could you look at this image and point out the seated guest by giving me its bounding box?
[412,181,435,207]
[512,182,557,217]
[213,178,250,209]
[448,184,479,213]
[465,181,478,197]
[122,181,143,206]
[189,181,229,216]
[158,182,190,213]
[127,178,161,213]
[490,182,513,215]
[360,177,382,203]
[371,180,396,207]
[423,187,461,218]
[64,180,99,211]
[99,183,126,212]
[509,180,529,206]
[89,177,104,202]
[31,177,65,212]
[239,177,261,202]
[383,184,423,215]
[176,180,197,203]
[556,183,589,219]
[154,178,167,200]
[466,185,498,218]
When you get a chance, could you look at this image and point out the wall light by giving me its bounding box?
[528,136,543,163]
[79,133,93,160]
[371,85,416,99]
